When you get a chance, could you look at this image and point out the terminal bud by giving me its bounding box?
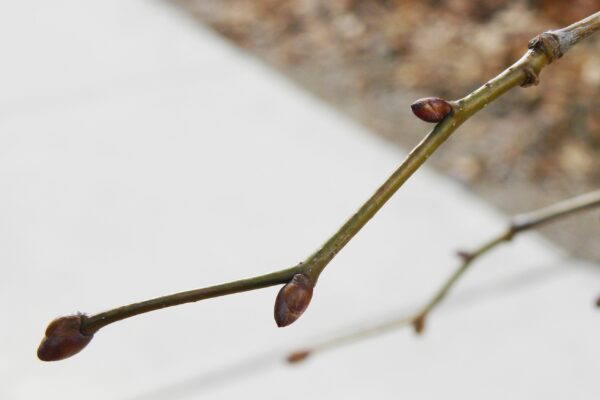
[37,314,93,361]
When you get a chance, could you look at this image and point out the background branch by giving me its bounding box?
[288,189,600,363]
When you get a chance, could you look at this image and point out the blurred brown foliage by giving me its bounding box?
[178,0,600,184]
[174,0,600,259]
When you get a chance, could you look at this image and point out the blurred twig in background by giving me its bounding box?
[287,189,600,364]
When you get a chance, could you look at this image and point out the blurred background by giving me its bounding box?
[174,0,600,260]
[1,1,600,399]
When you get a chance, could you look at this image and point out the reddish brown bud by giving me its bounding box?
[410,97,452,123]
[37,314,93,361]
[456,250,473,262]
[595,295,600,308]
[274,274,314,327]
[412,314,426,335]
[287,349,311,364]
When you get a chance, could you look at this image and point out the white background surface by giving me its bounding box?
[1,1,599,399]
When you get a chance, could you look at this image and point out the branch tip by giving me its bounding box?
[37,314,94,362]
[456,250,472,262]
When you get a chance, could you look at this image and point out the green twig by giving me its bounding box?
[78,10,600,337]
[76,10,600,336]
[81,266,302,334]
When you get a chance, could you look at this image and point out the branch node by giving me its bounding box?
[456,250,473,263]
[410,97,453,123]
[528,32,562,63]
[412,314,427,335]
[506,224,518,240]
[287,349,311,364]
[507,220,525,239]
[520,67,540,88]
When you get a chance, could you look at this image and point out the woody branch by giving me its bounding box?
[37,11,600,362]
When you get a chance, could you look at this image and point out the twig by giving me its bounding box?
[286,189,600,363]
[37,12,600,361]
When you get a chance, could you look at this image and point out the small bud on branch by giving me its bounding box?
[412,314,426,335]
[274,274,314,327]
[37,314,93,361]
[456,250,473,263]
[410,97,453,123]
[287,349,311,364]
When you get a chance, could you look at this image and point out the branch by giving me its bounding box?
[37,12,600,361]
[286,189,600,363]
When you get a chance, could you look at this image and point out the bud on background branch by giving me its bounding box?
[287,349,311,364]
[285,189,600,363]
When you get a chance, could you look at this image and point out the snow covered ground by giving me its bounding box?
[1,1,599,399]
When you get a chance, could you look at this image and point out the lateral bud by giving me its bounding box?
[412,314,427,335]
[410,97,452,123]
[37,314,94,361]
[456,250,473,262]
[274,274,314,328]
[287,349,311,364]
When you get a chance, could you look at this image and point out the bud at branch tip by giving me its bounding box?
[37,314,94,362]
